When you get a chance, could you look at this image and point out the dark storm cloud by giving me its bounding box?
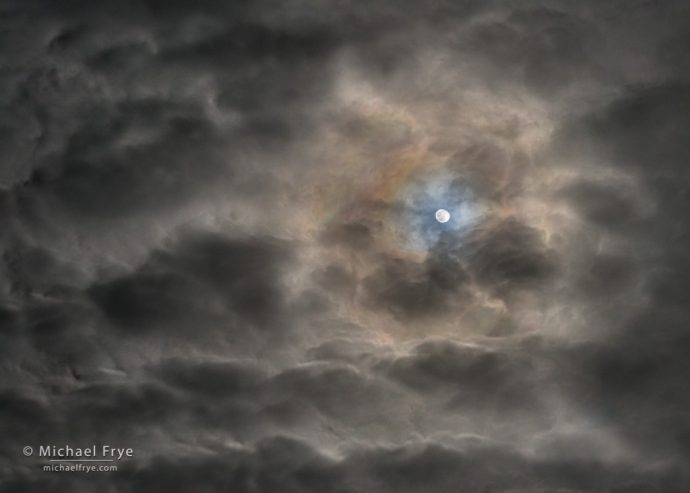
[576,332,690,459]
[379,339,544,415]
[543,81,690,469]
[24,108,228,219]
[1,0,690,491]
[3,242,83,295]
[89,231,293,336]
[320,221,376,251]
[464,218,558,295]
[311,264,358,301]
[362,252,474,319]
[0,0,342,243]
[559,180,643,231]
[3,339,688,492]
[8,437,684,493]
[572,251,639,298]
[457,7,607,95]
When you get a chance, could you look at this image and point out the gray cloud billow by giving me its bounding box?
[1,0,689,491]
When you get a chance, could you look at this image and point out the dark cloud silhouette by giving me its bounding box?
[89,232,293,339]
[464,218,558,298]
[362,253,474,319]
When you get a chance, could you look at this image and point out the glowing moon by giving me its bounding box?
[435,208,450,223]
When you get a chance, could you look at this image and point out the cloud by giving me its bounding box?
[89,231,293,335]
[464,218,558,297]
[1,0,689,491]
[362,254,474,319]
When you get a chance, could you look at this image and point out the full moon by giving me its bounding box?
[435,208,451,223]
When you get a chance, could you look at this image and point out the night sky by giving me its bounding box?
[1,1,690,491]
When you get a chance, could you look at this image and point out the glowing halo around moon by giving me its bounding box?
[435,208,451,223]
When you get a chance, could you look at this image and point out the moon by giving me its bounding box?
[435,208,451,223]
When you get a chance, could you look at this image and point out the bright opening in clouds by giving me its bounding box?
[397,172,485,251]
